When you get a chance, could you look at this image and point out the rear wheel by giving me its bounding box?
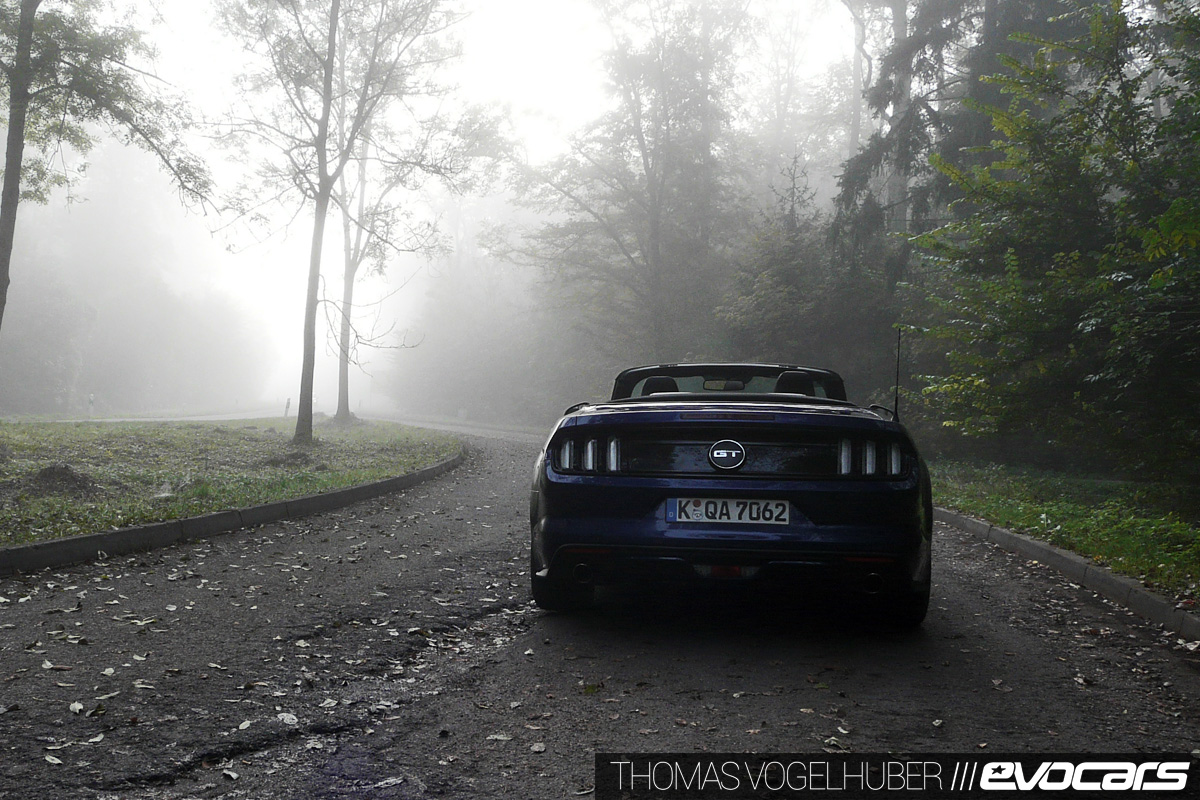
[531,573,593,612]
[874,553,931,630]
[881,584,930,629]
[530,550,593,612]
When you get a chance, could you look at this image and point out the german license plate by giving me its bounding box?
[668,498,789,525]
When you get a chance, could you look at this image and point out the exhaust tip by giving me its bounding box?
[572,563,593,584]
[863,573,884,595]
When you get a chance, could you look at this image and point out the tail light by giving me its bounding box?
[840,438,908,478]
[838,439,853,475]
[554,434,908,478]
[556,436,621,472]
[862,441,877,475]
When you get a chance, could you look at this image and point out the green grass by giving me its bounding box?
[0,418,460,547]
[932,461,1200,603]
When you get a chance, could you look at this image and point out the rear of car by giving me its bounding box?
[529,365,933,627]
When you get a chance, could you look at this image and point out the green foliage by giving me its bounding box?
[719,162,900,399]
[0,0,209,202]
[917,1,1200,476]
[933,460,1200,599]
[838,0,1076,230]
[0,419,460,546]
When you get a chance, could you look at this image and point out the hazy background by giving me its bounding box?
[0,0,853,423]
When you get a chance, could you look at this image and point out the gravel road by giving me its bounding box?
[1,435,1198,799]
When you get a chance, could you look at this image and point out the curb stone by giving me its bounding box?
[0,449,465,579]
[935,507,1200,641]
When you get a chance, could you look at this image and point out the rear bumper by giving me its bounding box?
[531,468,931,597]
[535,541,925,597]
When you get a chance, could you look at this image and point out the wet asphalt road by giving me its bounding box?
[1,435,1199,799]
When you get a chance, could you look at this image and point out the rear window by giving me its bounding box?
[632,376,767,396]
[630,374,835,397]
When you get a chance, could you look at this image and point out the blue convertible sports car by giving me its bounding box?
[529,363,933,627]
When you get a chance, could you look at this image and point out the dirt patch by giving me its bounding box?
[263,450,331,472]
[263,451,314,468]
[26,463,98,497]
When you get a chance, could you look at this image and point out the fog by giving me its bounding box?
[0,0,890,427]
[0,143,274,416]
[0,1,864,424]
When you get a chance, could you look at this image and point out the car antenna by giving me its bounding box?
[893,326,902,422]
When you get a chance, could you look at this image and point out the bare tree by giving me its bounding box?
[329,136,432,423]
[219,0,464,443]
[328,108,497,422]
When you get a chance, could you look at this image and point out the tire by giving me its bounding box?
[531,574,593,612]
[530,529,593,612]
[883,585,930,630]
[877,553,932,630]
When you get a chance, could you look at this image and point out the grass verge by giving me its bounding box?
[0,418,460,548]
[932,461,1199,606]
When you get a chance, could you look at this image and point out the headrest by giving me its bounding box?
[641,376,680,395]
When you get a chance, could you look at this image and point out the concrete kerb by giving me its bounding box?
[0,449,466,579]
[936,507,1200,641]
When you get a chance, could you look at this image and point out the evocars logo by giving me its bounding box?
[977,761,1190,791]
[708,440,746,470]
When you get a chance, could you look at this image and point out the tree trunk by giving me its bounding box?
[848,0,865,157]
[295,187,331,443]
[334,135,368,423]
[0,0,43,338]
[885,0,911,235]
[294,0,340,445]
[334,255,356,422]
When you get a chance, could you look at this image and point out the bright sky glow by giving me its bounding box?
[455,0,610,163]
[135,0,617,407]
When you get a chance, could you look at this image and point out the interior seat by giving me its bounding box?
[641,376,679,395]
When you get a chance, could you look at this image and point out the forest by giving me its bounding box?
[0,0,1196,480]
[397,0,1199,482]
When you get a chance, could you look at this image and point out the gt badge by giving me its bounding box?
[708,439,746,470]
